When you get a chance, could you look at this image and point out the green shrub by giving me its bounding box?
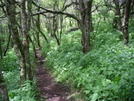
[7,80,37,101]
[44,30,134,101]
[0,49,19,71]
[2,49,37,101]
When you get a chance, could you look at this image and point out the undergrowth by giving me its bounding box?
[0,49,37,101]
[42,29,134,101]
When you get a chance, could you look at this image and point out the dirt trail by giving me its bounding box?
[35,49,73,101]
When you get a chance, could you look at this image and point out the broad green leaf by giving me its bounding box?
[91,93,98,101]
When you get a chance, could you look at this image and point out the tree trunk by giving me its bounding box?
[113,0,122,31]
[0,39,3,59]
[52,16,61,45]
[28,35,37,58]
[0,69,9,101]
[4,0,33,84]
[4,0,26,84]
[36,7,49,44]
[52,1,61,45]
[122,0,132,45]
[20,0,33,82]
[79,0,93,53]
[3,33,11,56]
[5,0,24,57]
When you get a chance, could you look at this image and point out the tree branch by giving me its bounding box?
[62,2,78,11]
[0,3,5,7]
[32,1,80,23]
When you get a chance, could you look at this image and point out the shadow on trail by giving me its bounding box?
[35,49,74,101]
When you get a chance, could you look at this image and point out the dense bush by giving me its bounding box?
[0,49,19,71]
[1,50,37,101]
[43,30,134,101]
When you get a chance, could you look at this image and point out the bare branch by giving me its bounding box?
[32,1,80,23]
[0,3,5,7]
[62,2,78,11]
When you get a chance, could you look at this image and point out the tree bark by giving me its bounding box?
[32,0,93,53]
[79,0,93,53]
[36,7,49,44]
[4,0,24,57]
[4,0,26,83]
[0,39,3,59]
[3,30,11,56]
[113,0,122,31]
[52,1,61,45]
[122,0,132,45]
[4,0,33,84]
[52,15,61,45]
[0,69,9,101]
[20,0,33,82]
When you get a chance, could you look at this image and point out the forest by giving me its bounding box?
[0,0,134,101]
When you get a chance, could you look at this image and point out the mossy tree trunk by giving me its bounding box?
[20,0,33,83]
[79,0,93,53]
[122,0,132,45]
[4,0,33,84]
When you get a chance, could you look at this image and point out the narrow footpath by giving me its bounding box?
[35,49,73,101]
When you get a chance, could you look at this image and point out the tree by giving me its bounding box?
[122,0,132,45]
[19,0,33,82]
[108,0,132,44]
[113,0,122,31]
[32,0,93,53]
[78,0,93,53]
[0,69,9,101]
[4,0,33,84]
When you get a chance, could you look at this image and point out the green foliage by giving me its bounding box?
[2,50,37,101]
[44,29,134,101]
[3,69,37,101]
[0,49,19,71]
[8,80,37,101]
[41,42,51,57]
[3,70,20,90]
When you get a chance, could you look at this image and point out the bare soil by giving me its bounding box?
[35,49,74,101]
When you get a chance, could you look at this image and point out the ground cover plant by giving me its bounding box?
[43,28,134,101]
[0,50,37,101]
[1,0,134,101]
